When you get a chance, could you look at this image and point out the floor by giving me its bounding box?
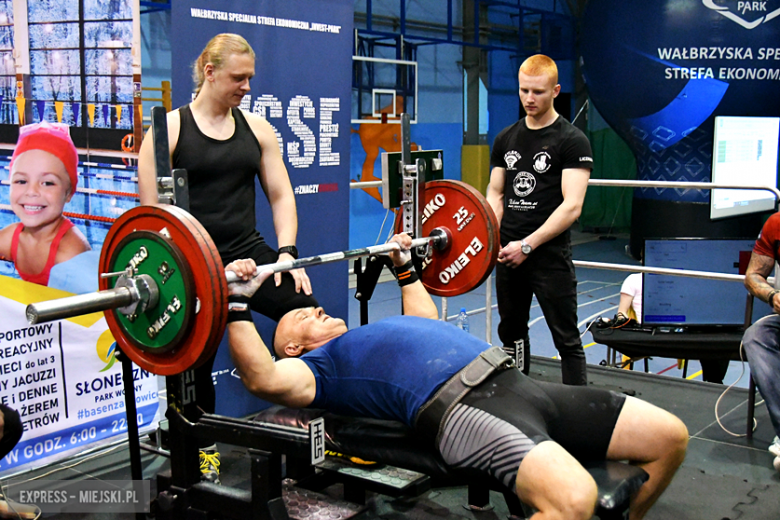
[2,232,779,519]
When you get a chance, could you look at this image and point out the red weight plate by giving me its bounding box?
[395,180,499,297]
[99,205,228,375]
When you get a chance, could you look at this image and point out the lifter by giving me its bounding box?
[224,233,688,520]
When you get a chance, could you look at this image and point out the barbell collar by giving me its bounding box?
[224,231,448,284]
[116,274,160,316]
[27,287,138,325]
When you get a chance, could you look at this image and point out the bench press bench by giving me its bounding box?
[255,406,649,520]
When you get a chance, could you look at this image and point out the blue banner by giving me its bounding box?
[171,0,352,416]
[581,0,780,202]
[3,404,159,473]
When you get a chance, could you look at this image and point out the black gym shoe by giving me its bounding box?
[199,448,221,484]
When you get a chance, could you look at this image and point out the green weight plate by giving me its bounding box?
[107,231,194,353]
[99,204,228,376]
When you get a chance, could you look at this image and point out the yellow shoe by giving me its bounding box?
[325,449,376,465]
[199,448,221,484]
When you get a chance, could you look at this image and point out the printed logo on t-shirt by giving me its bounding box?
[504,151,521,170]
[533,151,551,174]
[508,198,538,212]
[512,171,536,197]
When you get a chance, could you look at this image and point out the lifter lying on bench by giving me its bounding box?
[225,233,689,520]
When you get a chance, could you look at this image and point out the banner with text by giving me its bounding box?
[0,277,160,475]
[171,0,352,416]
[580,0,780,202]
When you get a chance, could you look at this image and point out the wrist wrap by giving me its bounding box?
[393,260,419,287]
[227,295,252,322]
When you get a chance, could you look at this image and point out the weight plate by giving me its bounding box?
[99,205,228,375]
[107,231,193,354]
[395,180,500,297]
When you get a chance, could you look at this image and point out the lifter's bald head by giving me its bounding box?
[273,307,348,359]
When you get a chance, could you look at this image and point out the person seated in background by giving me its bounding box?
[224,233,689,520]
[617,272,642,325]
[742,212,780,472]
[615,270,730,384]
[0,122,90,286]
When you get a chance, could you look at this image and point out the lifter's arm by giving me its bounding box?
[389,234,439,320]
[225,261,317,407]
[744,252,780,313]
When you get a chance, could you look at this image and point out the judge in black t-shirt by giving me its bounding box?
[486,54,593,386]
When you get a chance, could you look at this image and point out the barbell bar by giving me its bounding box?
[24,179,499,375]
[224,228,449,284]
[26,278,151,324]
[28,232,449,324]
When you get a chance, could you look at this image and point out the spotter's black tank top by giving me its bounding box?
[172,105,265,262]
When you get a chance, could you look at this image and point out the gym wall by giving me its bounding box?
[580,0,780,255]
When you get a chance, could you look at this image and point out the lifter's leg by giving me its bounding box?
[514,441,598,520]
[606,396,688,520]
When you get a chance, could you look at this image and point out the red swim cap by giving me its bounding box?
[10,122,79,195]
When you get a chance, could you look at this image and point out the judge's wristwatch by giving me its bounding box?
[278,245,299,259]
[520,239,533,255]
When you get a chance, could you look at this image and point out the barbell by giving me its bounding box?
[25,179,499,376]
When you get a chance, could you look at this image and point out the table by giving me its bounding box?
[592,326,741,382]
[592,325,756,437]
[591,327,744,363]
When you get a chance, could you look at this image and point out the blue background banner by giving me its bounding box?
[581,0,780,203]
[2,404,159,473]
[171,0,353,416]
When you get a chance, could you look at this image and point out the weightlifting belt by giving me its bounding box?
[414,346,515,445]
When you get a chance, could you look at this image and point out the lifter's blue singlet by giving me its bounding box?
[300,316,486,426]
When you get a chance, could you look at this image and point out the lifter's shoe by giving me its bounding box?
[325,449,377,466]
[773,455,780,473]
[199,447,221,484]
[769,436,780,458]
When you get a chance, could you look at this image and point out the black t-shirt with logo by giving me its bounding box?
[490,116,593,245]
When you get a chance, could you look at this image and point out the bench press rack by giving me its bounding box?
[152,406,318,520]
